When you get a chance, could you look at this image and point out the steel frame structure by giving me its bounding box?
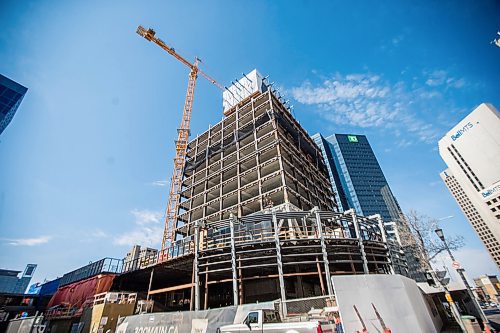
[135,208,395,312]
[173,89,335,243]
[113,85,404,312]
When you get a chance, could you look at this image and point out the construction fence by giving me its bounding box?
[115,302,275,333]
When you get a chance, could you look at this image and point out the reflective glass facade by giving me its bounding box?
[314,133,428,281]
[312,134,349,212]
[314,133,403,221]
[0,264,37,294]
[0,74,28,135]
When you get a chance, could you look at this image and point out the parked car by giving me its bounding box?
[217,309,335,333]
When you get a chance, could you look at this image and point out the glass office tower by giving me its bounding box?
[313,133,426,281]
[313,133,403,221]
[0,74,28,135]
[312,134,350,212]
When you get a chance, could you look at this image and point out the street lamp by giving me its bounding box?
[435,228,444,242]
[434,228,492,332]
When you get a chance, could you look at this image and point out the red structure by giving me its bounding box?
[46,275,115,319]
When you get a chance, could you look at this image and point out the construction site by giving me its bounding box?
[2,26,491,333]
[110,26,401,312]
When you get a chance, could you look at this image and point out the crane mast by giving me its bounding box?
[136,26,222,260]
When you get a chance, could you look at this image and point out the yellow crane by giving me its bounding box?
[136,26,223,261]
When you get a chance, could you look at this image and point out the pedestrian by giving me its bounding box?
[334,313,343,333]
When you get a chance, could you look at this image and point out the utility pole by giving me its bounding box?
[435,228,492,332]
[411,226,464,331]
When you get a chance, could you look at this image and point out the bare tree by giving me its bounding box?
[401,210,465,263]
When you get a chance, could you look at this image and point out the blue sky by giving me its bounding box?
[1,0,498,284]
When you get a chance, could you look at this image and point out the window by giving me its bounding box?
[246,312,259,324]
[264,311,279,323]
[25,266,35,276]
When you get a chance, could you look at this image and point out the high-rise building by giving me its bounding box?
[0,74,28,135]
[312,134,403,221]
[123,245,158,272]
[439,103,500,268]
[311,134,350,212]
[0,264,37,294]
[313,133,427,281]
[177,70,335,233]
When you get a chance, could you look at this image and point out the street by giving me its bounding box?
[484,307,500,331]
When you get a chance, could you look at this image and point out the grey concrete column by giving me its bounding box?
[314,208,334,296]
[272,212,287,316]
[229,213,239,306]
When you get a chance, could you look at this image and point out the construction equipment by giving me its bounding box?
[136,26,224,259]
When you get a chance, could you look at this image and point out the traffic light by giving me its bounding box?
[425,271,436,286]
[425,270,450,287]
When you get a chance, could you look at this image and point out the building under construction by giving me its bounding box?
[113,70,399,312]
[177,69,334,232]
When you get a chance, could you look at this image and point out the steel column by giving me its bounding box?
[272,212,287,316]
[352,212,369,274]
[193,222,200,310]
[316,256,326,295]
[229,213,239,306]
[146,267,155,301]
[373,214,394,274]
[314,208,334,296]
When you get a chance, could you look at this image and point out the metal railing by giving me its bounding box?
[93,292,137,306]
[123,253,159,273]
[45,296,94,319]
[59,257,123,286]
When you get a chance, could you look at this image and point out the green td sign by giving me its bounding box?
[347,135,358,143]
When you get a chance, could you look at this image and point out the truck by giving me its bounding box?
[216,309,335,333]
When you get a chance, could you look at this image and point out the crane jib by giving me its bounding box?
[137,25,225,259]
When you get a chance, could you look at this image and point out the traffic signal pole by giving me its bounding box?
[436,229,492,332]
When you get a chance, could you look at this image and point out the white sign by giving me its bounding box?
[116,322,128,333]
[223,69,264,114]
[452,261,461,269]
[190,319,208,333]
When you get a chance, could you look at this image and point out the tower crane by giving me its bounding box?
[136,26,224,261]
